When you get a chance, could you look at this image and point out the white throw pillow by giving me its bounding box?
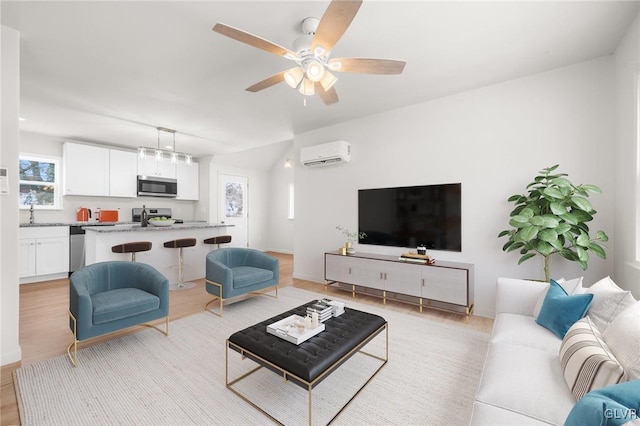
[585,276,637,333]
[602,301,640,380]
[559,316,625,399]
[533,277,584,318]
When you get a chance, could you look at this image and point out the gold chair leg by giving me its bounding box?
[205,279,224,317]
[204,281,278,317]
[140,316,170,336]
[205,297,223,317]
[67,310,78,367]
[67,312,169,367]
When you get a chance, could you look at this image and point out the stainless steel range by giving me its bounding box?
[131,207,183,223]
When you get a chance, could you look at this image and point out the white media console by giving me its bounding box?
[324,251,474,318]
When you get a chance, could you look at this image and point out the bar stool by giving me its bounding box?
[111,241,152,262]
[203,235,232,249]
[163,238,197,290]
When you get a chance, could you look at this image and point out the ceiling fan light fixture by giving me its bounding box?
[282,52,297,61]
[313,46,326,58]
[306,59,325,82]
[298,77,315,96]
[320,71,338,91]
[284,67,304,88]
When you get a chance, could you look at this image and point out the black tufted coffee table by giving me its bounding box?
[226,301,388,425]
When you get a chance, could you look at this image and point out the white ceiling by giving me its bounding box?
[2,1,638,158]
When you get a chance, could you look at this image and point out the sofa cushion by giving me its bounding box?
[564,380,640,426]
[475,342,575,425]
[92,288,160,325]
[533,277,584,318]
[491,313,561,353]
[470,401,552,425]
[603,302,640,380]
[560,317,625,399]
[231,266,275,289]
[536,279,593,339]
[585,277,637,333]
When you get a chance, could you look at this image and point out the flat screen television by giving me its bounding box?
[358,183,462,252]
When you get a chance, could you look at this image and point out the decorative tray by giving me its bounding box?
[266,314,325,345]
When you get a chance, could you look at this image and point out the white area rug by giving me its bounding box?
[15,286,489,425]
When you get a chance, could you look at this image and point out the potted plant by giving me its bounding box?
[498,164,608,282]
[336,225,366,254]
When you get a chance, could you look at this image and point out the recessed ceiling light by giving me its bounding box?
[19,117,26,121]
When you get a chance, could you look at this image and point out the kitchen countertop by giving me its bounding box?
[83,223,231,233]
[20,222,127,227]
[19,221,225,228]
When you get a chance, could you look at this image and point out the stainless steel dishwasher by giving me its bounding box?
[69,225,85,275]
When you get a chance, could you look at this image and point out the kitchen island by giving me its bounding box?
[84,223,232,283]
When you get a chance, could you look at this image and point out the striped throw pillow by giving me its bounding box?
[559,316,625,400]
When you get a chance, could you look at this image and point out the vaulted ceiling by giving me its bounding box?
[2,1,638,157]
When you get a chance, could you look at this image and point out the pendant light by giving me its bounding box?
[155,129,163,163]
[170,131,177,164]
[138,127,194,166]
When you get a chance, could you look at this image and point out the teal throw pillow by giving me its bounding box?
[564,380,640,426]
[535,279,593,339]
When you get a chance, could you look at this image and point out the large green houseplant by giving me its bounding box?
[498,165,608,282]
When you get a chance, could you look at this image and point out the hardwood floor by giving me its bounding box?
[1,252,492,425]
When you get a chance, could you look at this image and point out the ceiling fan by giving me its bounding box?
[212,0,406,105]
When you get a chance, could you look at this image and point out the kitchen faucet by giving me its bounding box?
[29,204,35,224]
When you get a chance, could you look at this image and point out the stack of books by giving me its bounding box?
[306,301,333,323]
[321,298,346,317]
[399,252,436,264]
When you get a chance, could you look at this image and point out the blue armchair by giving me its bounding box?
[205,248,279,316]
[68,261,169,366]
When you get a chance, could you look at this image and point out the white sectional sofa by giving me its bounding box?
[470,277,640,425]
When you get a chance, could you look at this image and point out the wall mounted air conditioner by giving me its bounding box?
[300,140,351,167]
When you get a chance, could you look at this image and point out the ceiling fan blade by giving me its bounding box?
[213,23,297,59]
[245,70,288,92]
[316,83,339,105]
[328,58,406,75]
[311,0,362,54]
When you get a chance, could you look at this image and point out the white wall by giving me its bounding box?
[267,142,295,254]
[293,57,615,318]
[1,25,22,365]
[613,16,640,297]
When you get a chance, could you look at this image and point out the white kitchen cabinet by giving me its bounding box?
[325,251,474,317]
[109,149,137,197]
[137,155,177,179]
[19,238,36,277]
[19,226,70,284]
[176,159,199,200]
[63,142,110,196]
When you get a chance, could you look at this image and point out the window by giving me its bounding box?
[288,183,295,220]
[18,154,62,209]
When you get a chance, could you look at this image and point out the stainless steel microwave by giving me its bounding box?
[137,176,177,198]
